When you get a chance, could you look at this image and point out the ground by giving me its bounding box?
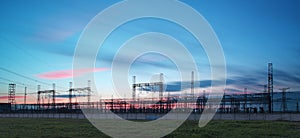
[0,118,299,138]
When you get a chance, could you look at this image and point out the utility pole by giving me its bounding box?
[37,85,41,110]
[159,73,164,113]
[159,73,164,101]
[267,63,273,113]
[132,76,136,101]
[296,100,299,113]
[69,82,72,109]
[244,88,247,113]
[52,83,55,109]
[24,87,27,110]
[191,71,194,100]
[88,80,91,106]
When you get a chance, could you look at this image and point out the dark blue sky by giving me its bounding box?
[0,0,299,102]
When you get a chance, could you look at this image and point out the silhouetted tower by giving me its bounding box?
[202,90,206,110]
[8,84,16,104]
[184,91,188,108]
[267,63,273,113]
[37,85,41,108]
[24,87,27,109]
[279,87,289,112]
[297,100,299,113]
[159,73,164,100]
[132,76,136,101]
[167,90,170,110]
[159,73,164,113]
[191,71,194,99]
[244,88,247,112]
[87,80,91,105]
[69,82,73,109]
[52,83,55,109]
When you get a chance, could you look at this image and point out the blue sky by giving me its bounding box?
[0,0,300,103]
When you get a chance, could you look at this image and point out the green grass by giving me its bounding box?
[0,118,107,138]
[0,118,299,138]
[166,120,300,138]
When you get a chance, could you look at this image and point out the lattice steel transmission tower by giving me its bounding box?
[267,63,273,113]
[8,84,16,104]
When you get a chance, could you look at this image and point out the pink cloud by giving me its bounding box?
[36,68,109,80]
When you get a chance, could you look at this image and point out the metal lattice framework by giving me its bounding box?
[8,83,16,104]
[279,87,290,112]
[37,84,55,109]
[132,73,164,101]
[68,81,91,109]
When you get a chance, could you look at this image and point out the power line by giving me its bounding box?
[0,77,69,94]
[0,36,49,76]
[0,76,67,92]
[0,35,63,71]
[0,36,69,90]
[0,76,27,86]
[0,67,52,86]
[0,78,35,92]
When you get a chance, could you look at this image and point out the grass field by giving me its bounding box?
[0,118,299,138]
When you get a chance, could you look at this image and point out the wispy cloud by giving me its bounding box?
[158,68,300,93]
[36,68,109,80]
